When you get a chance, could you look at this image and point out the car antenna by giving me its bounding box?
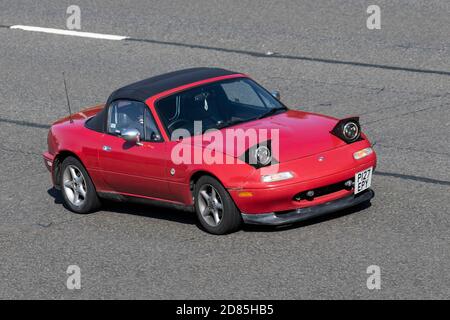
[62,71,74,123]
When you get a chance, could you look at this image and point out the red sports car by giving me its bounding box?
[43,68,376,234]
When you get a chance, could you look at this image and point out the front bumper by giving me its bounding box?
[241,189,374,226]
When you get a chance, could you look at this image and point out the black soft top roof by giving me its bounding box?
[86,67,241,133]
[106,67,239,104]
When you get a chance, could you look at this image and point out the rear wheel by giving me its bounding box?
[194,176,242,235]
[60,156,101,214]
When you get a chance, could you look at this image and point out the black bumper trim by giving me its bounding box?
[241,189,374,226]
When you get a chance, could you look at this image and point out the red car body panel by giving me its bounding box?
[44,71,377,217]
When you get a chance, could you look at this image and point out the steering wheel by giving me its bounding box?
[168,119,190,131]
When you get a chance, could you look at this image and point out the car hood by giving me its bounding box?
[197,110,347,163]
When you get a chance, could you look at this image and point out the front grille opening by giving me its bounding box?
[293,178,354,202]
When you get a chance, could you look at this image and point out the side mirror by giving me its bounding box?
[271,90,281,100]
[121,129,143,146]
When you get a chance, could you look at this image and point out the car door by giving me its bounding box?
[98,99,171,200]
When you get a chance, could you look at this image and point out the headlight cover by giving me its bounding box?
[331,117,362,143]
[255,145,272,166]
[240,140,278,169]
[343,122,359,141]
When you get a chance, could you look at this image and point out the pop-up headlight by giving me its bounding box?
[240,140,278,169]
[331,117,362,143]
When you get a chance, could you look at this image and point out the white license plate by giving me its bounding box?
[354,167,373,194]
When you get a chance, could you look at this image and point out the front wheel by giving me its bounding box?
[194,176,242,235]
[60,156,101,214]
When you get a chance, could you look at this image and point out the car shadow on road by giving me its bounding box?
[101,200,197,226]
[48,187,64,204]
[242,201,372,233]
[47,187,197,226]
[47,187,371,231]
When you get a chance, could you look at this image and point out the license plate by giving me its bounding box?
[354,167,373,194]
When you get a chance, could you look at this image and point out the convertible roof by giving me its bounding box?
[106,67,240,104]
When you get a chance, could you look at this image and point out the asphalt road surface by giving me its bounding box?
[0,0,449,299]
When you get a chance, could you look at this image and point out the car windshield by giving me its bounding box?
[155,78,287,139]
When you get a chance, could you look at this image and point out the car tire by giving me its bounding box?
[60,156,101,214]
[194,176,242,235]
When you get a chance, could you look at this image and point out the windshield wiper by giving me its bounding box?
[255,107,288,120]
[208,107,288,132]
[215,119,248,130]
[200,119,248,133]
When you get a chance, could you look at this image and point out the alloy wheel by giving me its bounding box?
[197,184,224,227]
[62,165,87,206]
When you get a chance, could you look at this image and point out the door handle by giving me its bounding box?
[102,145,112,152]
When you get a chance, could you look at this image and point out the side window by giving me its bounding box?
[107,100,145,136]
[156,95,177,126]
[107,100,162,142]
[144,108,162,142]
